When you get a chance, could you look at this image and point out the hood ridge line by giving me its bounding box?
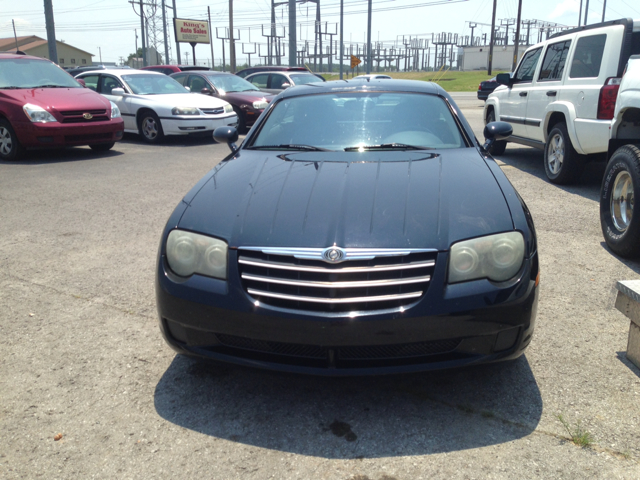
[370,156,382,234]
[403,157,412,237]
[302,160,325,234]
[240,156,270,235]
[269,158,296,235]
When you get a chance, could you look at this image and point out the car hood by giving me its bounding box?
[133,93,228,107]
[1,87,111,113]
[177,149,513,251]
[221,90,274,103]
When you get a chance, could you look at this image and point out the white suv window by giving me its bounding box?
[514,47,542,83]
[538,40,571,81]
[569,34,607,78]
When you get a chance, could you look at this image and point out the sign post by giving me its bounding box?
[174,18,210,66]
[350,55,361,77]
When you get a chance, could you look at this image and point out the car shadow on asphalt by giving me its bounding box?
[154,354,542,458]
[495,146,605,202]
[598,241,640,275]
[0,147,124,165]
[119,132,245,149]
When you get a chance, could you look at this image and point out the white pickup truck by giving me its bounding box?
[600,55,640,257]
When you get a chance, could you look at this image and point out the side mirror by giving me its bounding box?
[483,121,512,151]
[213,126,239,153]
[184,86,191,92]
[111,87,125,96]
[201,88,212,95]
[496,73,512,86]
[280,82,291,88]
[77,79,86,87]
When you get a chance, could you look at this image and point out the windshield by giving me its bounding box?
[289,73,325,85]
[250,92,466,151]
[0,58,80,89]
[207,74,259,93]
[122,74,188,95]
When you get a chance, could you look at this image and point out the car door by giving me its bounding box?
[185,74,208,95]
[246,73,270,94]
[267,73,290,93]
[99,75,136,130]
[498,47,543,138]
[526,40,571,141]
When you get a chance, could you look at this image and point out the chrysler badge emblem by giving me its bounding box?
[322,246,346,263]
[83,113,93,120]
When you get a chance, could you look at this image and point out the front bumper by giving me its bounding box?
[13,118,124,148]
[156,248,539,376]
[160,114,238,135]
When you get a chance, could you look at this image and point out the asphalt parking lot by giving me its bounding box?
[2,92,640,479]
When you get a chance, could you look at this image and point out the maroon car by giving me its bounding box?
[170,71,274,132]
[0,53,124,160]
[141,65,210,75]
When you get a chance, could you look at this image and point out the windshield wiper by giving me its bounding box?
[30,84,69,88]
[344,143,433,151]
[0,86,26,89]
[248,144,331,151]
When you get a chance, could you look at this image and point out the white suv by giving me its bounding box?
[484,18,640,184]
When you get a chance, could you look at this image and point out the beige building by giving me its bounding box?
[0,36,93,68]
[460,45,525,72]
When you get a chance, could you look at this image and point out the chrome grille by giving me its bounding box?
[59,109,109,123]
[201,107,225,115]
[238,247,437,313]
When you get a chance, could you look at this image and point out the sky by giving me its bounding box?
[1,0,639,66]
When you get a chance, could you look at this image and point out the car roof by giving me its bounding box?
[0,52,50,61]
[77,69,162,77]
[278,79,442,99]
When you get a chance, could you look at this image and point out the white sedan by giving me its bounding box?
[75,69,237,143]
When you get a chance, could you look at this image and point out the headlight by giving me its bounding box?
[448,232,525,283]
[224,104,234,114]
[23,103,57,123]
[110,101,121,119]
[172,106,200,115]
[252,100,268,109]
[166,230,228,279]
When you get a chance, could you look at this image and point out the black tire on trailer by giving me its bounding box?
[600,144,640,258]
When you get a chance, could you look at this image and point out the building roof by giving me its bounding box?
[0,36,93,56]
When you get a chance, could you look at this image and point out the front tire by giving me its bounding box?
[138,111,164,144]
[0,119,25,160]
[89,142,115,151]
[544,123,585,185]
[486,110,506,155]
[232,107,246,134]
[600,145,640,258]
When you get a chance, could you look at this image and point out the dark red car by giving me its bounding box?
[0,53,124,160]
[140,65,210,75]
[170,71,274,132]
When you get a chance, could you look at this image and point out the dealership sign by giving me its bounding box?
[174,18,210,44]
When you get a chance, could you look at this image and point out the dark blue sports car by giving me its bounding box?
[156,79,539,375]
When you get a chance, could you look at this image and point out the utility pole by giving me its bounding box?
[469,23,477,46]
[339,0,344,79]
[488,0,497,75]
[579,0,583,26]
[584,0,590,26]
[366,0,372,73]
[229,0,236,72]
[162,0,169,64]
[43,0,58,63]
[512,0,522,72]
[289,0,296,66]
[99,47,102,64]
[208,7,215,70]
[601,0,607,22]
[172,0,180,64]
[138,0,147,66]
